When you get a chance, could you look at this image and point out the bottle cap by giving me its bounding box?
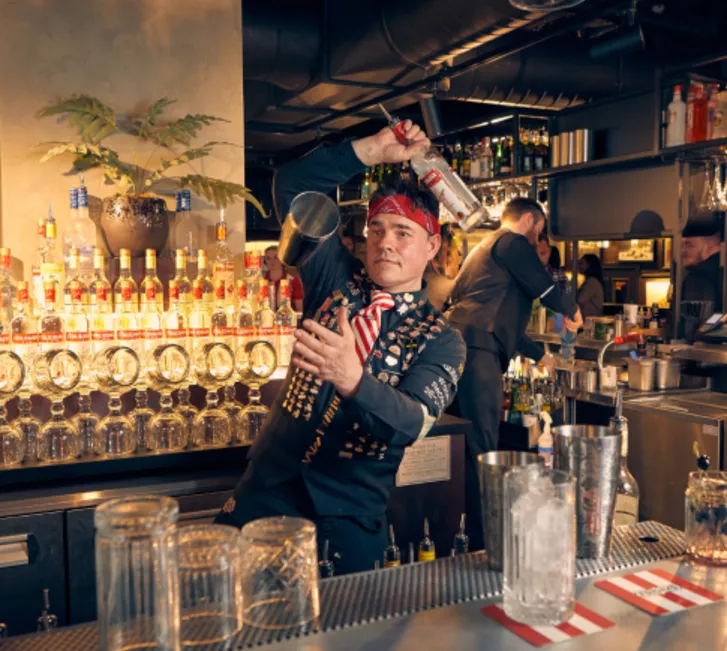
[145,249,156,269]
[120,248,131,266]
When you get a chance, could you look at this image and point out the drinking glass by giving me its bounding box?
[685,470,727,565]
[503,466,576,626]
[34,349,83,462]
[240,516,320,630]
[700,164,713,209]
[191,342,235,447]
[93,346,140,457]
[147,344,191,452]
[0,351,26,466]
[235,340,277,444]
[178,524,243,646]
[16,393,41,463]
[95,496,180,651]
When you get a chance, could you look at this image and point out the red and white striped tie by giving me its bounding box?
[351,290,395,365]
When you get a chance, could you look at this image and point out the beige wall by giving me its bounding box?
[0,0,245,277]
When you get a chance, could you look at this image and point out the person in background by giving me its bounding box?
[446,198,582,550]
[264,245,304,312]
[681,222,722,311]
[341,234,356,255]
[536,232,552,267]
[576,253,605,318]
[423,224,456,311]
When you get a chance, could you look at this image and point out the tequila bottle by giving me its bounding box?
[254,282,276,356]
[275,279,296,368]
[176,385,199,441]
[0,248,17,324]
[113,248,138,312]
[212,209,236,309]
[173,249,193,316]
[40,205,64,311]
[64,271,91,387]
[63,247,89,314]
[194,250,215,314]
[37,281,64,353]
[235,280,254,356]
[11,282,39,385]
[139,249,164,313]
[89,248,112,315]
[90,275,116,356]
[211,279,234,350]
[164,280,188,349]
[189,280,212,357]
[32,216,47,316]
[244,249,263,313]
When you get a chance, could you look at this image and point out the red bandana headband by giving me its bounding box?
[368,195,440,235]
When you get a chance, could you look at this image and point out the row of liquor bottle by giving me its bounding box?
[501,374,561,425]
[2,246,296,373]
[319,516,469,577]
[665,82,727,147]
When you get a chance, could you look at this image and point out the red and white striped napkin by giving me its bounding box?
[595,568,723,616]
[482,603,615,647]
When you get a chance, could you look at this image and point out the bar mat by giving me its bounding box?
[2,521,684,651]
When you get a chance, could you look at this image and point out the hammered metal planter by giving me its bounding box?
[99,194,169,258]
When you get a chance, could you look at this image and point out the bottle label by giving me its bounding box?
[145,286,156,301]
[66,331,90,342]
[216,224,228,241]
[117,330,140,342]
[418,549,436,562]
[37,221,46,237]
[121,283,133,302]
[193,285,203,300]
[613,495,639,527]
[13,333,39,344]
[215,283,225,301]
[95,286,109,302]
[212,326,234,338]
[189,327,210,338]
[46,222,57,239]
[44,287,56,303]
[280,283,292,299]
[92,330,115,342]
[40,332,63,344]
[419,168,470,220]
[235,326,254,338]
[165,328,188,340]
[144,329,163,340]
[258,326,275,338]
[0,333,9,346]
[18,287,29,303]
[244,251,262,271]
[0,251,10,270]
[237,283,248,300]
[214,261,235,273]
[70,283,83,303]
[170,285,181,301]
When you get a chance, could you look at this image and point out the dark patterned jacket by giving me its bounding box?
[239,141,466,517]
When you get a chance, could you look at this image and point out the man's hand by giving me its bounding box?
[352,120,430,167]
[564,307,584,333]
[292,307,364,398]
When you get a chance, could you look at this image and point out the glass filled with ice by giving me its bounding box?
[503,466,576,626]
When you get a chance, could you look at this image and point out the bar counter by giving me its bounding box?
[5,522,724,651]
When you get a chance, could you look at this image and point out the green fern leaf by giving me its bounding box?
[178,174,266,214]
[138,98,176,140]
[37,95,117,144]
[154,114,229,147]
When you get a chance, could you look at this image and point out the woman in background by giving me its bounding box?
[577,253,605,318]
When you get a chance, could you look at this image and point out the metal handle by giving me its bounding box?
[0,533,29,569]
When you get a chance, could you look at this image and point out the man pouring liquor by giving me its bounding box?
[446,199,583,550]
[216,120,466,574]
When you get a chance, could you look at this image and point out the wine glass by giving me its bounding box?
[700,163,714,209]
[235,340,277,444]
[0,351,26,466]
[93,346,140,457]
[34,348,83,462]
[191,342,235,448]
[146,343,191,452]
[16,393,41,464]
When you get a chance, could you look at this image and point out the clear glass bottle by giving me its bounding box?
[113,248,139,313]
[130,388,155,453]
[176,385,199,442]
[91,273,116,357]
[89,248,112,315]
[194,250,215,314]
[40,205,64,311]
[211,279,234,350]
[0,248,17,324]
[68,179,96,283]
[173,249,193,317]
[275,279,296,368]
[244,249,262,313]
[37,281,64,353]
[12,282,39,392]
[140,249,164,313]
[189,280,211,356]
[64,271,91,388]
[17,394,41,463]
[173,189,199,276]
[63,247,89,314]
[32,217,47,317]
[234,280,254,358]
[95,496,180,651]
[140,282,164,373]
[163,280,188,349]
[254,282,276,356]
[212,209,236,309]
[611,393,640,527]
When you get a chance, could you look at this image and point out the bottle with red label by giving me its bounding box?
[140,249,164,313]
[37,280,64,353]
[379,105,489,231]
[244,249,263,313]
[11,281,38,364]
[687,83,709,144]
[212,209,236,309]
[90,248,112,315]
[63,247,89,315]
[211,279,234,350]
[164,279,188,348]
[254,282,277,360]
[113,248,139,313]
[140,283,164,373]
[0,248,17,325]
[275,279,296,367]
[64,272,91,383]
[235,280,254,356]
[189,279,212,355]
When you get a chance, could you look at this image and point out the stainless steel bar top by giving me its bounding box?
[1,522,687,650]
[528,332,635,351]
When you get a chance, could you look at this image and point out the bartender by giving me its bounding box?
[446,198,582,550]
[681,221,723,311]
[216,121,467,574]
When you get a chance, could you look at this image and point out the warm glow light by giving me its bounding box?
[645,279,671,308]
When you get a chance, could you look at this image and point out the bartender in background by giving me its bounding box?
[446,198,582,550]
[681,221,723,311]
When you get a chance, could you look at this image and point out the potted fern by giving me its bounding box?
[37,95,264,257]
